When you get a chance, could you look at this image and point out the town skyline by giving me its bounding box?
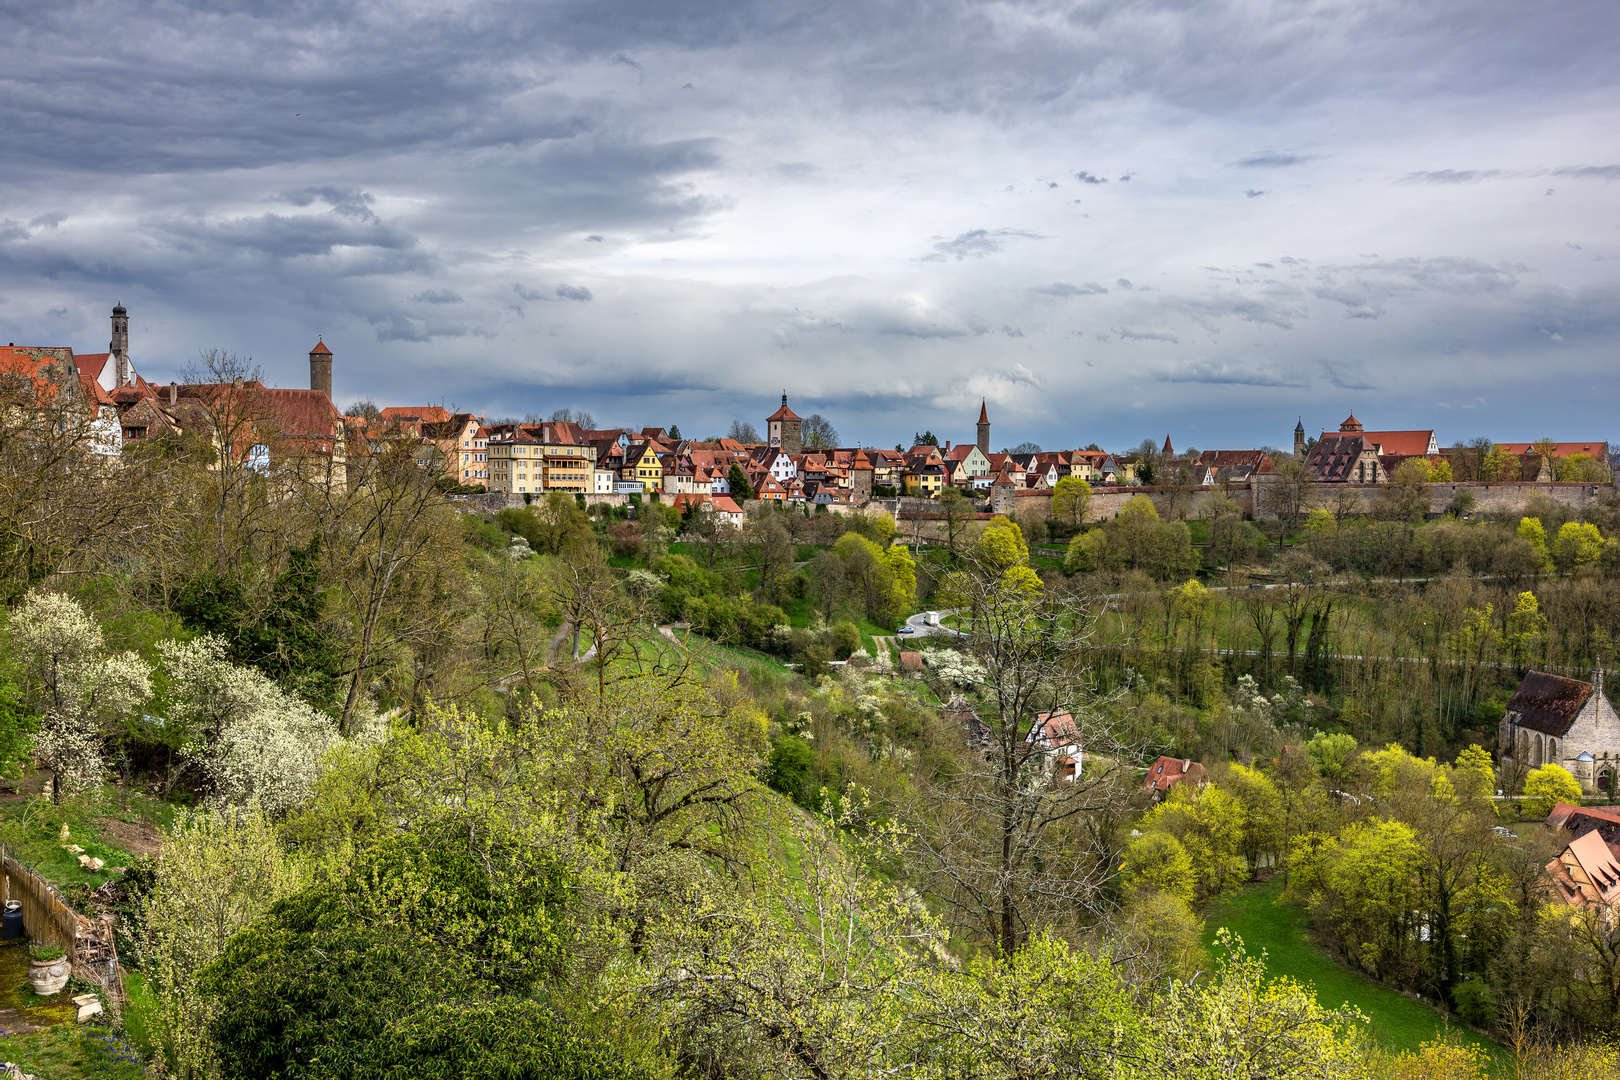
[1,1,1615,451]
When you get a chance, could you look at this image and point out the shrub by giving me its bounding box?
[1452,976,1498,1028]
[765,736,816,806]
[829,622,862,660]
[28,942,64,962]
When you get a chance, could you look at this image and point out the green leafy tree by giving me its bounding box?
[1050,476,1092,527]
[1139,782,1248,901]
[1523,762,1582,818]
[1551,520,1613,573]
[1120,831,1197,905]
[1304,732,1357,779]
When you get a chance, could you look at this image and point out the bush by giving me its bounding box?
[1452,976,1497,1028]
[829,621,862,660]
[28,942,64,961]
[764,736,816,806]
[1522,763,1582,818]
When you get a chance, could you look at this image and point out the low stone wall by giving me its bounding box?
[1247,479,1614,520]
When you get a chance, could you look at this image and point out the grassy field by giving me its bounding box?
[1202,878,1504,1061]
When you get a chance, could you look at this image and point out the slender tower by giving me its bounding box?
[767,392,802,454]
[1294,417,1306,457]
[976,400,990,455]
[309,340,332,397]
[110,302,130,387]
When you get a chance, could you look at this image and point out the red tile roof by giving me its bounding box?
[1496,442,1607,458]
[977,400,989,424]
[309,340,332,355]
[1143,756,1207,793]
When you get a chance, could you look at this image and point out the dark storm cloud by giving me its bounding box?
[0,0,1616,449]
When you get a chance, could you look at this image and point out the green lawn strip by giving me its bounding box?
[1202,879,1504,1062]
[0,795,146,892]
[0,1023,146,1079]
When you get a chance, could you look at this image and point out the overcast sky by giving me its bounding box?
[1,0,1616,452]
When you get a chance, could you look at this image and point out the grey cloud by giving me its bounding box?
[1236,153,1312,168]
[1158,360,1306,387]
[1313,285,1385,319]
[1075,171,1107,184]
[27,213,66,230]
[159,211,418,259]
[1402,169,1505,184]
[1551,165,1620,180]
[769,161,819,179]
[1031,281,1107,297]
[513,284,546,301]
[585,234,605,242]
[277,186,378,221]
[923,228,1043,261]
[555,284,594,301]
[413,289,463,304]
[1245,189,1266,198]
[0,222,30,243]
[1321,361,1378,390]
[1115,326,1179,344]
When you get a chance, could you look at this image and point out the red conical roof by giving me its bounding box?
[1162,434,1173,455]
[310,340,332,355]
[978,400,989,424]
[1340,413,1362,432]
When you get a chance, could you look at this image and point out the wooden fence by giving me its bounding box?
[0,846,83,959]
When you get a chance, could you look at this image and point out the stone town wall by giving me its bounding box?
[1246,479,1614,520]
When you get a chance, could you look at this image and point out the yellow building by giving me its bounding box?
[625,443,664,492]
[903,463,946,497]
[486,434,542,494]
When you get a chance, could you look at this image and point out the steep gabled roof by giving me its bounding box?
[1507,671,1595,736]
[379,405,451,424]
[1305,434,1374,482]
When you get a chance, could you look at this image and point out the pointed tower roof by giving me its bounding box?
[1295,417,1305,433]
[1339,413,1362,432]
[766,391,800,422]
[977,400,989,424]
[310,340,332,355]
[1162,434,1174,455]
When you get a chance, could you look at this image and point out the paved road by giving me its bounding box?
[899,610,968,640]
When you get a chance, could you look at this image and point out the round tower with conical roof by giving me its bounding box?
[309,340,333,398]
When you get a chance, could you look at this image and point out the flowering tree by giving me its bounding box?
[160,636,341,816]
[10,590,150,800]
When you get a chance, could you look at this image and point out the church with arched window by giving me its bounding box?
[1499,669,1620,793]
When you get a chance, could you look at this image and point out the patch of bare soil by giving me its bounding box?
[95,816,163,859]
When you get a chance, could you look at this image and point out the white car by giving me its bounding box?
[898,625,916,634]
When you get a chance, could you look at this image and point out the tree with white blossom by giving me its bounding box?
[10,589,150,800]
[159,636,343,816]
